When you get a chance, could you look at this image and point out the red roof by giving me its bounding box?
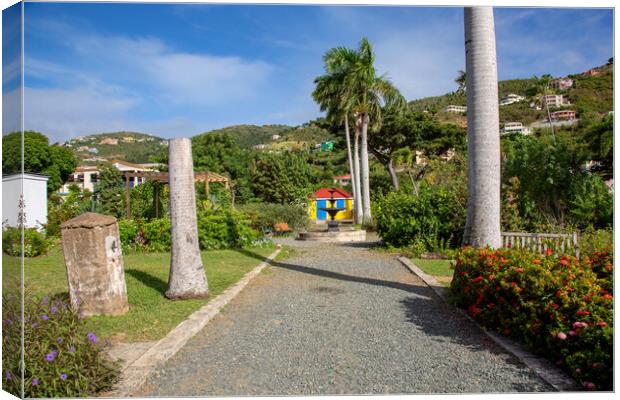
[334,174,351,180]
[311,187,353,199]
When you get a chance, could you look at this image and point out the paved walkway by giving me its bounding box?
[136,237,552,396]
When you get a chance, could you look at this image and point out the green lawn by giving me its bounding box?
[3,245,278,342]
[411,258,454,286]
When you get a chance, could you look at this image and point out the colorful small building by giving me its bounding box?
[308,188,353,223]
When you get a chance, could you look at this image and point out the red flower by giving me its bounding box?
[597,321,608,328]
[545,249,553,256]
[516,267,524,273]
[489,274,495,281]
[560,259,569,266]
[576,310,591,316]
[533,259,541,265]
[472,276,484,283]
[603,294,613,300]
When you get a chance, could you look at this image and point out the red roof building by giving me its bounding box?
[311,187,353,199]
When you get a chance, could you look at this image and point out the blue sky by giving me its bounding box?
[2,3,614,142]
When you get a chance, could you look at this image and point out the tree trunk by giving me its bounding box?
[388,158,400,191]
[353,121,363,224]
[166,138,209,299]
[360,113,372,225]
[462,7,502,248]
[344,114,359,224]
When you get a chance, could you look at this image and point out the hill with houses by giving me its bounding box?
[409,60,613,131]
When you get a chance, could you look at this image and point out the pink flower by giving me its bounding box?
[556,332,567,340]
[568,330,577,336]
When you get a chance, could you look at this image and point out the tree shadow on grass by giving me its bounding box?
[126,269,167,295]
[235,247,519,355]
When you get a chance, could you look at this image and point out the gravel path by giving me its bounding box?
[136,237,553,396]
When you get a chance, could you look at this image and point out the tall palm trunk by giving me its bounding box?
[387,158,400,191]
[344,114,359,224]
[462,7,501,248]
[353,120,363,224]
[360,113,372,225]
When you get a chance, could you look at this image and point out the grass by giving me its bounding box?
[3,244,279,342]
[411,258,454,287]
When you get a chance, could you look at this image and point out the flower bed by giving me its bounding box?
[450,247,613,391]
[2,291,119,397]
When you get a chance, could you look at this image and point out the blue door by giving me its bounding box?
[317,200,327,220]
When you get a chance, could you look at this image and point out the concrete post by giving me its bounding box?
[60,212,129,316]
[166,138,209,300]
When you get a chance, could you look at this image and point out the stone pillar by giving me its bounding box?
[166,138,209,299]
[61,212,129,316]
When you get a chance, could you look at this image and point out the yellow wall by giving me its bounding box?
[309,198,353,221]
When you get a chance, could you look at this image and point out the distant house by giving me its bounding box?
[88,147,98,154]
[551,78,573,90]
[308,188,353,223]
[542,94,570,108]
[60,160,158,194]
[499,93,525,106]
[501,122,530,135]
[582,67,602,77]
[100,137,119,145]
[445,105,467,113]
[77,146,89,152]
[333,174,351,186]
[2,173,49,230]
[253,144,267,150]
[271,134,281,140]
[550,110,576,121]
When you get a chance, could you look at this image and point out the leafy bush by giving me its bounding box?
[374,186,465,253]
[142,218,172,252]
[117,209,262,252]
[3,227,48,257]
[46,186,92,237]
[237,202,308,232]
[2,291,119,397]
[197,210,260,250]
[450,247,613,390]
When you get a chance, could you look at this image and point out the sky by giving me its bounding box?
[1,2,614,142]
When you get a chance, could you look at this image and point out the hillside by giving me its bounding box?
[196,123,335,151]
[409,61,613,127]
[62,131,167,164]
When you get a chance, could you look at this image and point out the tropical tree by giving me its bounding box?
[462,7,502,248]
[528,74,557,140]
[312,54,362,223]
[95,164,125,218]
[455,70,467,94]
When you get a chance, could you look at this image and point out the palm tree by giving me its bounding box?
[455,70,467,94]
[462,7,502,248]
[530,74,557,142]
[344,38,405,225]
[313,49,363,223]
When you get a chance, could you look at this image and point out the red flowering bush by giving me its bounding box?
[450,247,613,390]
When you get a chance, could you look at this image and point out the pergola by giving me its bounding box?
[123,171,230,219]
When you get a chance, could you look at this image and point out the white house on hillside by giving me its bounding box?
[501,122,530,135]
[2,173,49,230]
[499,94,525,106]
[445,105,467,113]
[59,160,160,194]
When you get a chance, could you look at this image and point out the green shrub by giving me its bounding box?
[237,203,308,232]
[2,291,119,397]
[142,218,172,252]
[3,227,48,257]
[374,187,465,253]
[450,247,613,390]
[117,219,140,251]
[197,210,260,250]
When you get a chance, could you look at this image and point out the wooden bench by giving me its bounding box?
[501,232,579,258]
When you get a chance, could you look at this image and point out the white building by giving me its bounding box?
[445,105,467,113]
[501,122,530,135]
[2,173,49,230]
[551,78,573,90]
[271,134,281,140]
[499,94,525,106]
[542,94,570,108]
[59,160,158,194]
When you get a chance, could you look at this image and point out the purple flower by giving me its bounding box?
[69,345,75,353]
[5,371,12,381]
[51,306,58,314]
[45,352,56,362]
[32,378,39,386]
[41,315,49,321]
[56,337,63,343]
[60,373,67,381]
[87,332,98,343]
[41,295,49,305]
[31,322,38,329]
